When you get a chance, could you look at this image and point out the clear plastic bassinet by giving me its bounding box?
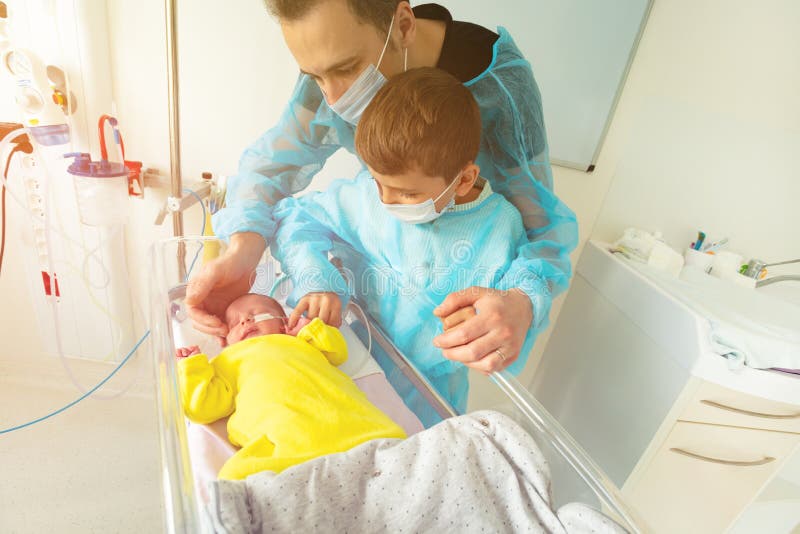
[150,237,644,533]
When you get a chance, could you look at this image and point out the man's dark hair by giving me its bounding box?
[265,0,403,33]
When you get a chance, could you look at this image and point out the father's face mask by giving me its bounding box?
[381,173,461,225]
[329,15,407,125]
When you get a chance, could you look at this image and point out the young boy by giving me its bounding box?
[176,293,406,480]
[272,67,537,413]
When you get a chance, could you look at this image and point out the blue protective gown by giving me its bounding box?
[212,28,579,338]
[273,175,533,412]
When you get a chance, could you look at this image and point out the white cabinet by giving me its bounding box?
[531,241,800,533]
[531,274,690,486]
[679,380,800,435]
[626,422,799,534]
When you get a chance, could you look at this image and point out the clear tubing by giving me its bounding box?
[37,136,135,399]
[0,128,142,398]
[51,35,135,365]
[0,133,110,269]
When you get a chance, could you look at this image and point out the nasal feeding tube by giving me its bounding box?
[253,313,284,324]
[252,313,288,334]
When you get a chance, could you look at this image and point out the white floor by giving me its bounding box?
[0,355,163,533]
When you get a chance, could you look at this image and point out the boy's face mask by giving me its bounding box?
[329,15,407,125]
[381,173,461,225]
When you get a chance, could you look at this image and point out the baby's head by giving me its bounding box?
[225,294,287,345]
[355,67,482,217]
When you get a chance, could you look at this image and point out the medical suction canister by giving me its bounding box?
[65,152,130,226]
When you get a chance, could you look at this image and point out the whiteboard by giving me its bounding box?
[437,0,652,171]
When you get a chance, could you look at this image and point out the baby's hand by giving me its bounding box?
[286,316,312,336]
[175,345,201,359]
[289,292,342,329]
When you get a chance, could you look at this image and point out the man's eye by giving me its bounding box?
[336,65,357,75]
[400,192,417,199]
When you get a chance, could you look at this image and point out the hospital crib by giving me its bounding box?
[150,237,643,533]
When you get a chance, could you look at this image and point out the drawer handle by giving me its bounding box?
[701,399,800,420]
[670,448,775,466]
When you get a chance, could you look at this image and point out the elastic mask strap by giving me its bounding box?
[376,15,395,68]
[404,48,408,71]
[433,171,462,204]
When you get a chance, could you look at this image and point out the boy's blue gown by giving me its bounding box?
[273,176,538,412]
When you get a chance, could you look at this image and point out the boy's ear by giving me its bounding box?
[454,163,480,197]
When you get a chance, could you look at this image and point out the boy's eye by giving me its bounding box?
[400,192,418,199]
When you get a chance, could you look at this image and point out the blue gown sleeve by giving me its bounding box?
[212,74,345,242]
[471,34,579,334]
[271,178,369,307]
[489,195,567,376]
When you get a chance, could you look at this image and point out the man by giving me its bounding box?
[186,1,578,376]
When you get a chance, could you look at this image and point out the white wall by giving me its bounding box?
[589,0,799,262]
[107,0,361,184]
[524,0,800,386]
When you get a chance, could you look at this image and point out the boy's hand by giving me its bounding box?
[288,292,342,329]
[439,306,477,331]
[175,345,201,359]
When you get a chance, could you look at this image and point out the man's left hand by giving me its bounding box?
[433,287,532,374]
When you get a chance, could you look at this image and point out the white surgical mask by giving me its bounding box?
[382,173,461,225]
[329,15,407,125]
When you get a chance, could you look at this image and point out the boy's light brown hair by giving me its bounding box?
[355,67,482,180]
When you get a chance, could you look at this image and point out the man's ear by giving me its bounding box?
[396,1,416,48]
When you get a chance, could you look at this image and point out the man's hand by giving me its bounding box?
[185,233,265,338]
[433,287,533,374]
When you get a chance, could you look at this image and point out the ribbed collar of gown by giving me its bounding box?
[449,178,493,213]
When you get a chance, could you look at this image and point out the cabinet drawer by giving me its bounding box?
[680,381,800,434]
[627,422,800,534]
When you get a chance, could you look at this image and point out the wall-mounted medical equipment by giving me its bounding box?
[0,0,137,362]
[1,47,72,142]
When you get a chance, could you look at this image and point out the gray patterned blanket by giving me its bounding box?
[206,410,627,533]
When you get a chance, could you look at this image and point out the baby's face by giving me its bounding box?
[225,294,287,345]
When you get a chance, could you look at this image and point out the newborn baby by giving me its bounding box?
[176,293,406,480]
